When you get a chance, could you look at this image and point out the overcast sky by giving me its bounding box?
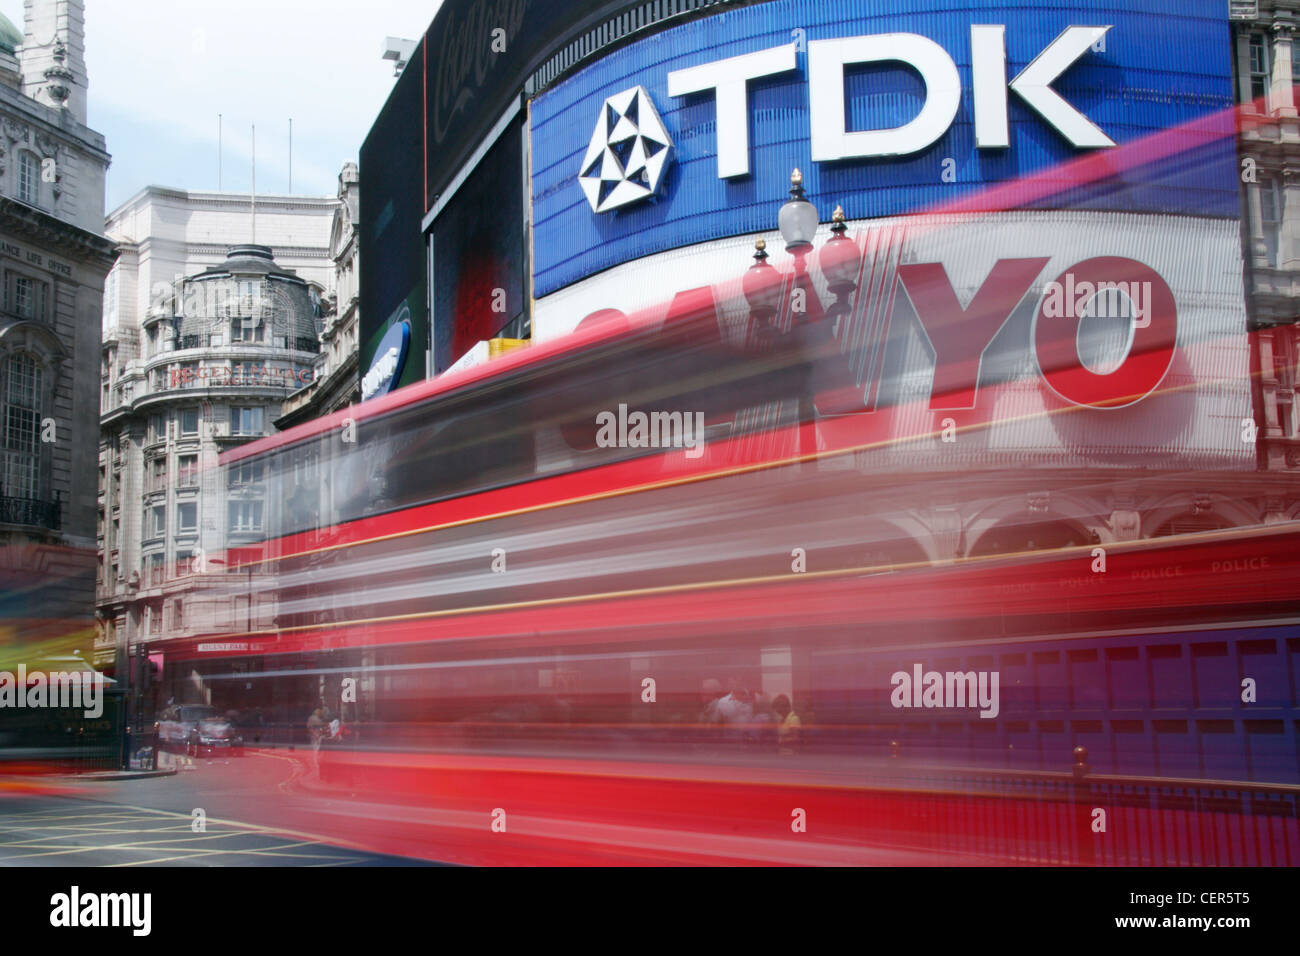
[0,0,441,211]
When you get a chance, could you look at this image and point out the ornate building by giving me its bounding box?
[1235,1,1300,487]
[96,189,335,696]
[277,162,361,428]
[0,0,114,651]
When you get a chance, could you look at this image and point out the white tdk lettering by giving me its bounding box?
[667,44,797,178]
[809,25,1114,159]
[667,25,1114,175]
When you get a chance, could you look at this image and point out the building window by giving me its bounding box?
[172,598,184,628]
[230,406,263,436]
[236,279,262,313]
[150,456,167,492]
[6,273,49,322]
[177,501,197,532]
[2,353,43,500]
[151,504,165,538]
[179,407,199,436]
[1261,175,1282,267]
[177,454,198,487]
[228,499,263,533]
[174,551,195,578]
[1250,33,1270,106]
[231,317,262,343]
[149,412,166,443]
[148,553,164,587]
[17,151,37,205]
[229,459,264,487]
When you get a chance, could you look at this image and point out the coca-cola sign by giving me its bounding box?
[422,0,620,208]
[429,0,529,146]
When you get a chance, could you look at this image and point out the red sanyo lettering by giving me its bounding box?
[897,257,1049,409]
[898,256,1177,410]
[570,256,1176,420]
[1035,257,1177,408]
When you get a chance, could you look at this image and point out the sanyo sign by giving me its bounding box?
[666,25,1113,179]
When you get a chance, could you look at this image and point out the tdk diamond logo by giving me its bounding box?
[578,86,674,213]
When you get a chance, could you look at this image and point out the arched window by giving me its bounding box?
[16,151,38,206]
[1151,514,1233,537]
[2,352,43,499]
[967,517,1092,558]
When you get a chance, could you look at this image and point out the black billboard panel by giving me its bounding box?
[431,120,526,374]
[423,0,632,209]
[359,39,428,387]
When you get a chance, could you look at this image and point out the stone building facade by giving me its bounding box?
[0,0,113,651]
[1235,1,1300,487]
[276,162,361,428]
[96,190,335,691]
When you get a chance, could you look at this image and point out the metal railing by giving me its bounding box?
[859,746,1300,865]
[0,494,59,530]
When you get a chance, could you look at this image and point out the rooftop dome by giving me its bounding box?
[199,243,283,277]
[182,245,320,349]
[0,14,21,55]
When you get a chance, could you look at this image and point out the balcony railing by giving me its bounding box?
[0,495,60,530]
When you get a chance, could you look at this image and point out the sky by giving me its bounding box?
[0,0,441,211]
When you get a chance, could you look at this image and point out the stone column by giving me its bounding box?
[1260,329,1285,438]
[1271,18,1298,117]
[1248,174,1272,267]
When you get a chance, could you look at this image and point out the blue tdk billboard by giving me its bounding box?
[530,0,1237,297]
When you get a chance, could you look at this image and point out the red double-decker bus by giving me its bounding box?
[135,263,1300,866]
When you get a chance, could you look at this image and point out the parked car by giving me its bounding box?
[155,704,244,757]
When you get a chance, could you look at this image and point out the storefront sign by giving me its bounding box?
[169,365,314,388]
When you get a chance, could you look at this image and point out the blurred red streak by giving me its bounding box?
[168,522,1300,660]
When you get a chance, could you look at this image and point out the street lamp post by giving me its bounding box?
[743,169,863,466]
[780,169,819,465]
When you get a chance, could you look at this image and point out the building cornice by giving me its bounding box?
[0,81,109,161]
[0,195,117,266]
[127,236,333,263]
[107,185,339,224]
